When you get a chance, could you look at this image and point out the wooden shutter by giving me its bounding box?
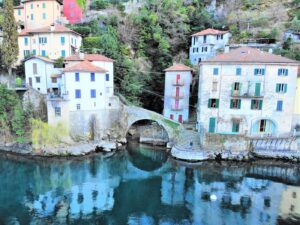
[209,117,216,133]
[262,69,265,75]
[216,99,220,108]
[251,100,254,109]
[208,99,211,108]
[259,100,263,110]
[254,69,258,75]
[239,83,243,95]
[284,84,288,93]
[230,99,233,109]
[278,69,282,76]
[238,99,241,109]
[276,84,280,93]
[286,69,288,76]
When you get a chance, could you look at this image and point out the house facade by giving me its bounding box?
[63,0,84,24]
[18,25,82,63]
[163,64,193,123]
[197,47,299,136]
[189,28,231,65]
[293,68,300,128]
[47,55,118,138]
[24,56,61,94]
[13,0,63,29]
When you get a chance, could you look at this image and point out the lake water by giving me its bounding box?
[0,143,300,225]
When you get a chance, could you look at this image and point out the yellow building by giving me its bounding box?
[14,0,62,30]
[279,186,300,220]
[18,25,82,63]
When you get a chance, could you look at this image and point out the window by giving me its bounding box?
[30,3,33,9]
[90,73,95,81]
[254,68,265,76]
[76,104,81,110]
[213,68,219,75]
[41,50,46,56]
[251,100,263,110]
[70,2,75,8]
[278,68,288,76]
[232,121,240,133]
[230,99,241,109]
[75,89,81,99]
[23,50,30,57]
[54,107,61,117]
[33,63,37,75]
[61,36,65,45]
[51,77,57,83]
[39,37,47,44]
[70,12,74,18]
[42,13,46,19]
[42,2,46,8]
[260,120,267,132]
[212,81,218,91]
[236,68,242,75]
[276,83,287,93]
[35,77,40,83]
[32,49,36,55]
[30,14,34,20]
[106,74,110,81]
[91,89,96,98]
[232,82,242,96]
[203,35,207,43]
[18,9,21,16]
[276,100,283,111]
[202,47,208,52]
[24,37,28,46]
[208,98,219,108]
[61,50,66,57]
[209,117,216,133]
[75,73,80,81]
[255,83,261,97]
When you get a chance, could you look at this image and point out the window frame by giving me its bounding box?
[75,89,81,99]
[54,107,61,117]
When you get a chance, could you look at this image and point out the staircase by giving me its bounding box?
[175,130,202,150]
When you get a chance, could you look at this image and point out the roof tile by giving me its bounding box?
[63,60,107,73]
[164,64,193,72]
[64,53,114,62]
[192,28,228,36]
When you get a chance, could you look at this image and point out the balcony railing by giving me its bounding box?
[47,93,69,101]
[231,90,264,98]
[172,81,185,86]
[171,93,184,99]
[171,106,183,111]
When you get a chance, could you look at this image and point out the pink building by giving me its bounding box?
[63,0,83,24]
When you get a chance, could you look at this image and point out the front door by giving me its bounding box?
[209,117,216,133]
[178,115,183,123]
[29,78,32,87]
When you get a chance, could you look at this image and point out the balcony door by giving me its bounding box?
[178,115,183,123]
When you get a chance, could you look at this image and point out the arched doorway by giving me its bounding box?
[252,119,276,135]
[126,119,169,146]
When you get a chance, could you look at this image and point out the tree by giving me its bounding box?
[2,0,19,77]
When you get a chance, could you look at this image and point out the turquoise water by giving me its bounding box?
[0,143,300,225]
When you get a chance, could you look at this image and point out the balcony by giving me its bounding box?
[171,93,184,99]
[231,90,264,98]
[47,93,69,101]
[172,81,185,86]
[171,105,183,111]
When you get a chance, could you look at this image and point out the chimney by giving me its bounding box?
[268,48,273,54]
[50,24,55,32]
[79,52,85,60]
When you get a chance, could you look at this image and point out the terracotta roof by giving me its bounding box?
[164,64,193,72]
[203,47,299,64]
[14,5,24,9]
[23,56,54,63]
[22,0,63,5]
[192,28,229,36]
[63,60,107,73]
[64,53,114,62]
[18,25,80,36]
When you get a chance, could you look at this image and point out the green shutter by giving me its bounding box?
[259,100,263,110]
[231,83,235,95]
[209,117,216,133]
[255,83,261,96]
[216,99,219,108]
[284,84,288,93]
[208,99,211,108]
[230,100,233,109]
[251,100,254,109]
[238,99,241,109]
[239,83,242,95]
[276,84,280,93]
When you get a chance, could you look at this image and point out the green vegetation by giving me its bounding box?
[0,85,26,142]
[31,119,68,150]
[2,0,19,76]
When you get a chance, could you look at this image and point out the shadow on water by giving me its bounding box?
[0,146,299,225]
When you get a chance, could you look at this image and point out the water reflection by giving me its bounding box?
[0,146,299,225]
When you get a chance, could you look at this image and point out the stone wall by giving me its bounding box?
[203,133,250,152]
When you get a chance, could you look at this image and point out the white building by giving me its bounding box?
[18,25,82,64]
[163,64,193,123]
[189,28,231,65]
[197,47,299,136]
[24,56,61,94]
[47,55,118,139]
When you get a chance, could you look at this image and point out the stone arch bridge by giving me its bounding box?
[116,105,185,143]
